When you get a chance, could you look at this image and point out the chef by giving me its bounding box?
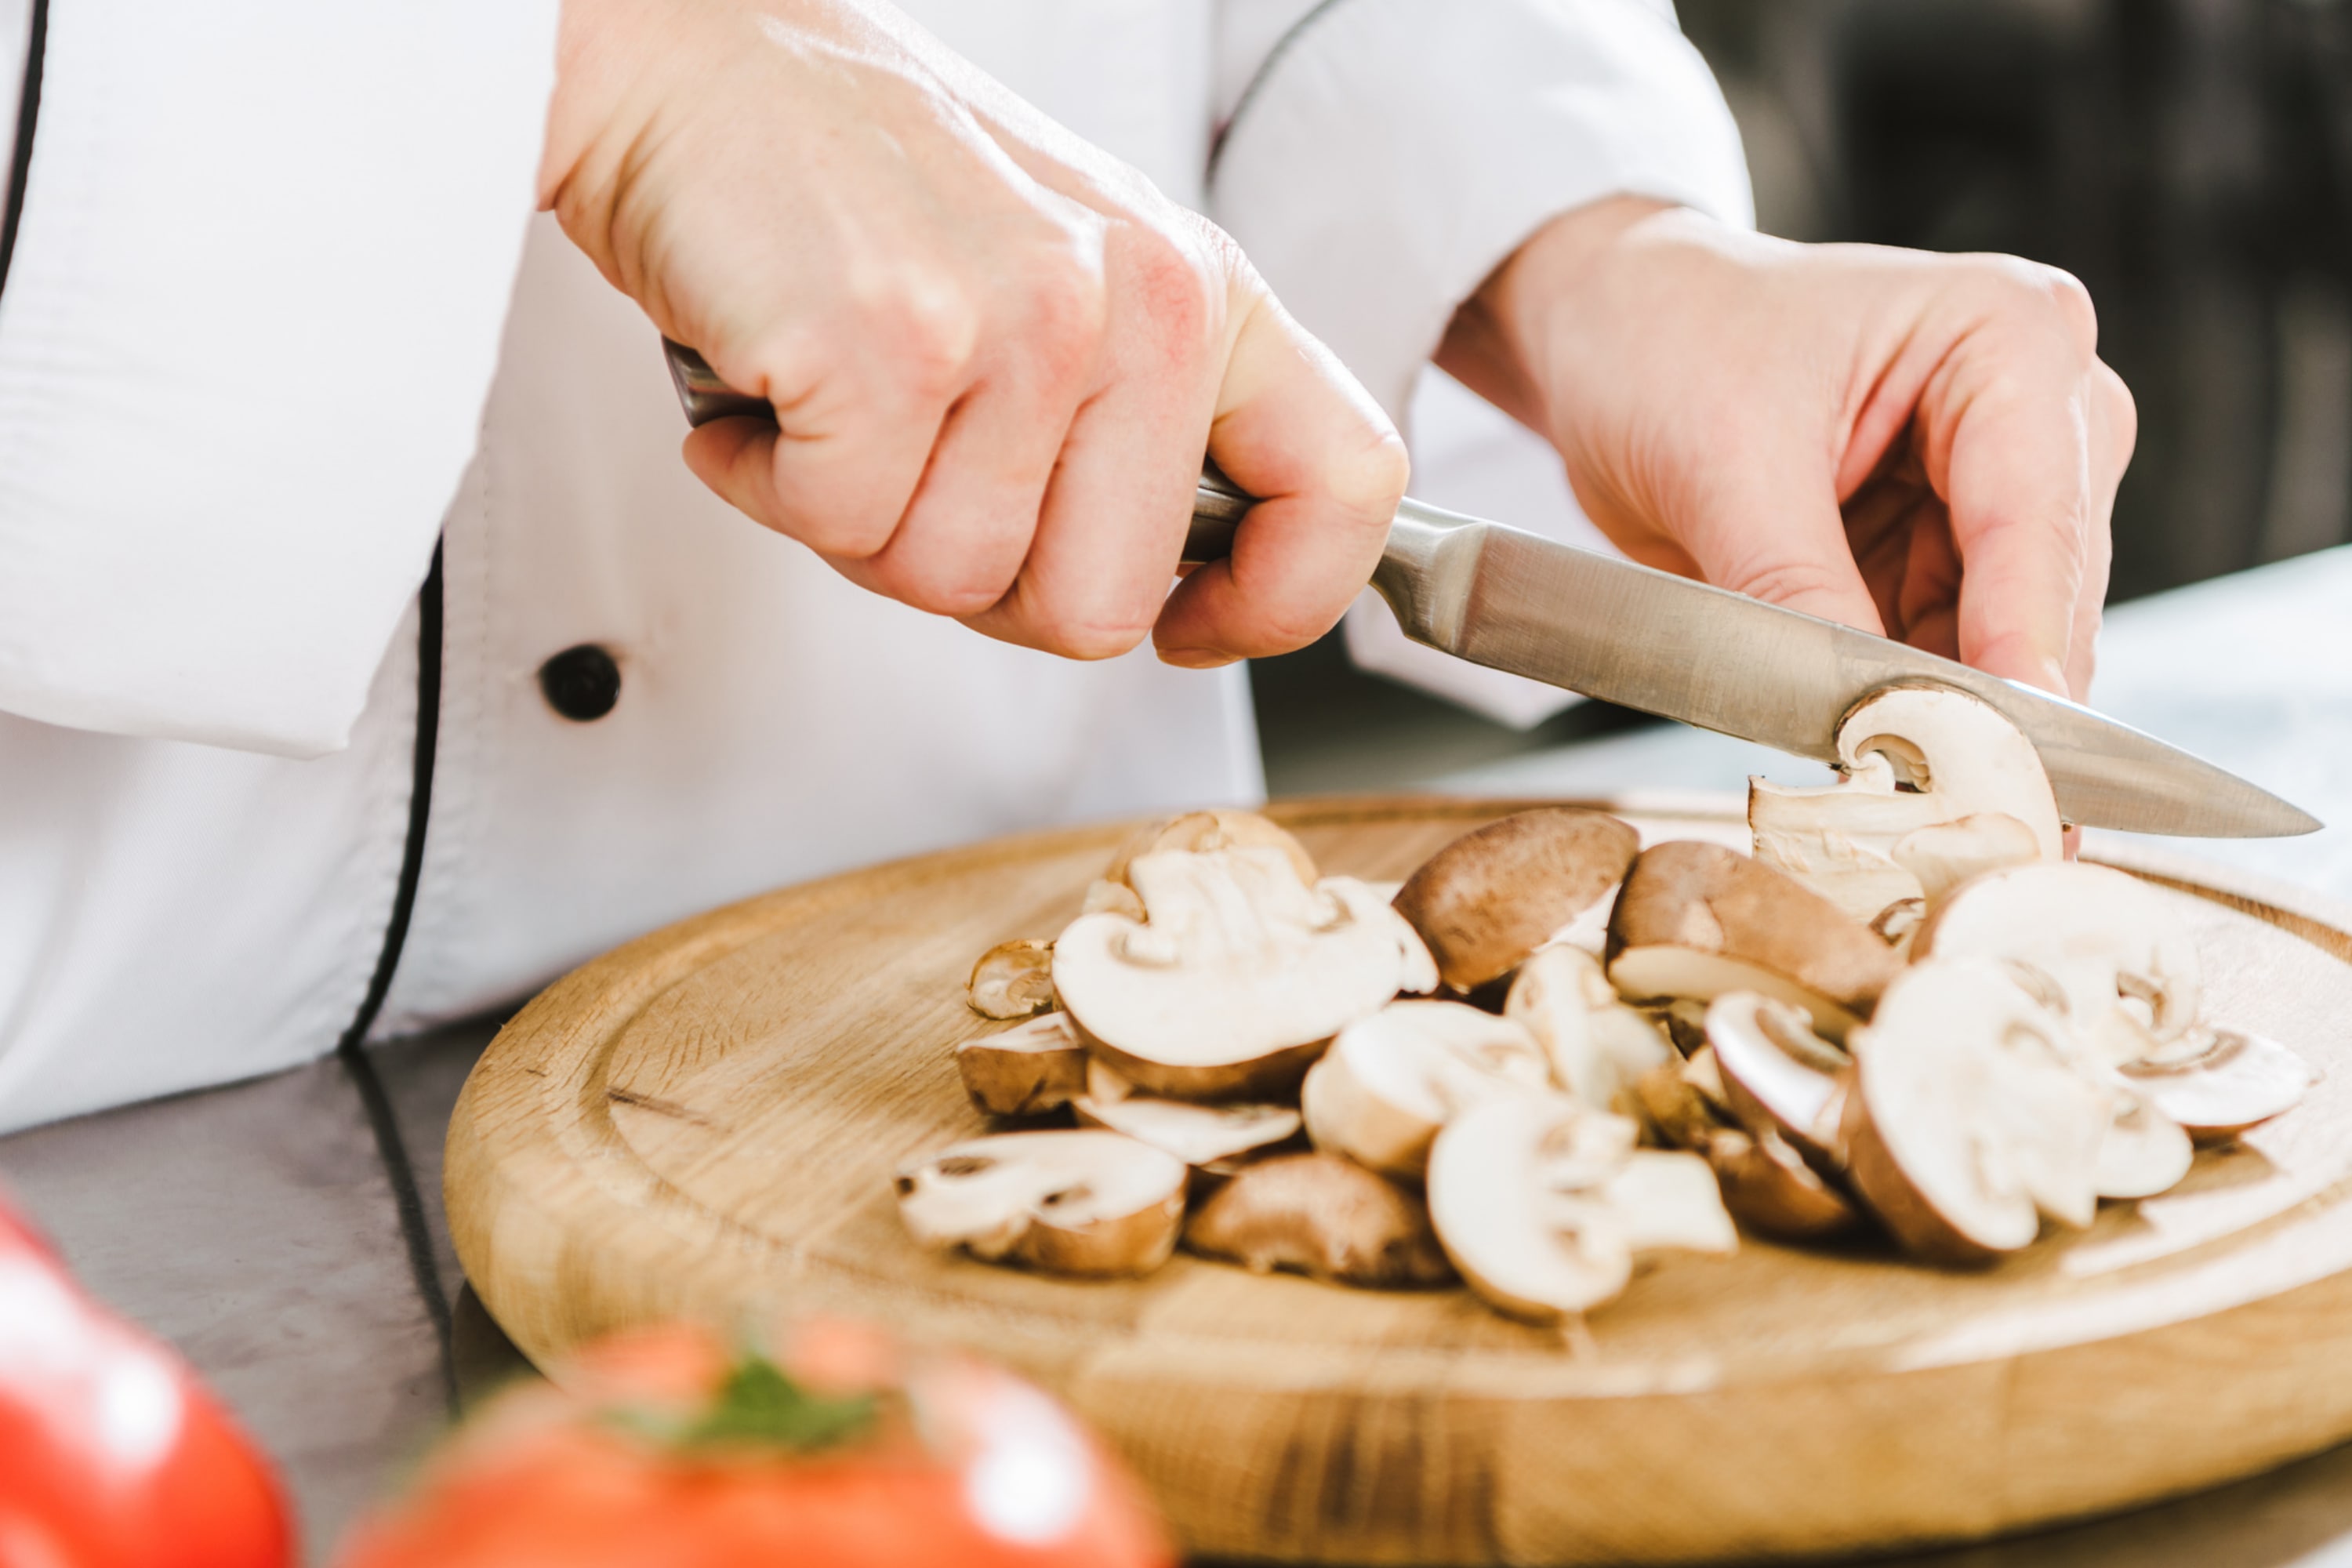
[0,0,2130,1131]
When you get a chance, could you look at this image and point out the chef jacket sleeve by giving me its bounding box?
[1207,0,1755,427]
[0,0,558,757]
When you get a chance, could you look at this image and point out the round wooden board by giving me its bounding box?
[447,794,2352,1566]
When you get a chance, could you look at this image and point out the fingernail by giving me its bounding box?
[1160,648,1239,670]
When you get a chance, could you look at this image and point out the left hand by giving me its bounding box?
[1438,198,2136,702]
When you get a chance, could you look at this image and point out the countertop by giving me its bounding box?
[3,546,2348,1566]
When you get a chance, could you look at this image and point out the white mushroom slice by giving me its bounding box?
[967,938,1057,1020]
[1080,878,1145,920]
[1184,1152,1456,1287]
[1704,993,1849,1168]
[1301,1001,1552,1178]
[2094,1087,2194,1200]
[1607,840,1903,1044]
[956,1013,1089,1117]
[1324,877,1439,995]
[1052,847,1409,1100]
[2118,1028,2317,1139]
[894,1130,1186,1277]
[1891,814,2045,908]
[1750,687,2061,923]
[1914,861,2203,1065]
[1505,946,1672,1115]
[1842,958,2109,1264]
[1103,808,1317,891]
[1074,1094,1301,1170]
[1428,1096,1733,1322]
[1392,808,1641,991]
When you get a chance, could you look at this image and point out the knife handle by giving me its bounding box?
[664,337,1251,564]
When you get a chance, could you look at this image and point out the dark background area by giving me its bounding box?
[1256,0,2352,793]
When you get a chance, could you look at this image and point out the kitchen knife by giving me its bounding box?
[662,339,2320,840]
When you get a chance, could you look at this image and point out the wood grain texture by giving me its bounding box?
[445,795,2352,1566]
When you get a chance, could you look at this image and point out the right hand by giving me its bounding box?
[539,0,1407,667]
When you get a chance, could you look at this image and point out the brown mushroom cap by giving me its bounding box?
[1606,840,1902,1040]
[1393,808,1640,991]
[894,1129,1188,1277]
[956,1012,1089,1117]
[967,938,1057,1021]
[1185,1152,1456,1288]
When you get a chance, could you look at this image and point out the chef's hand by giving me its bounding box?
[539,0,1405,667]
[1439,198,2133,701]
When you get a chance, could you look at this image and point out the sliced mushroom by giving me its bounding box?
[1392,808,1641,991]
[1184,1152,1456,1287]
[1052,847,1411,1100]
[1628,1054,1857,1241]
[1324,875,1441,995]
[1505,945,1673,1115]
[967,938,1057,1021]
[1891,813,2045,908]
[1080,878,1145,920]
[1706,1125,1860,1242]
[2093,1086,2194,1200]
[1300,1000,1552,1178]
[1914,861,2203,1066]
[1074,1092,1301,1169]
[956,1012,1090,1117]
[1427,1095,1734,1321]
[2118,1027,2317,1140]
[1704,992,1849,1170]
[1841,958,2108,1265]
[1103,808,1317,891]
[894,1130,1187,1276]
[1606,840,1903,1043]
[1749,686,2061,924]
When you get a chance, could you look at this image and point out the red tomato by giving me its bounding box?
[335,1321,1174,1568]
[0,1200,292,1568]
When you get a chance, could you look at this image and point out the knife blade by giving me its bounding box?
[662,339,2321,839]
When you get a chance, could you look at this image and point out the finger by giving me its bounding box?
[681,315,972,561]
[849,369,1085,618]
[2065,361,2133,699]
[1922,359,2096,701]
[1152,290,1406,665]
[959,231,1213,659]
[1673,446,1889,637]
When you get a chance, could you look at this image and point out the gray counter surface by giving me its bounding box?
[4,546,2348,1565]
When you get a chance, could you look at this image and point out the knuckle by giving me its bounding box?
[1022,250,1110,384]
[1318,426,1413,522]
[1124,228,1220,357]
[863,269,981,394]
[1978,256,2100,358]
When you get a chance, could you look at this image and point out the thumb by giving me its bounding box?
[1668,448,1887,637]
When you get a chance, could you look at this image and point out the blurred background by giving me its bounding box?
[1256,0,2352,793]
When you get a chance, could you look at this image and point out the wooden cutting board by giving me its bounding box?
[445,794,2352,1566]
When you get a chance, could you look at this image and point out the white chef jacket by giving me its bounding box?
[0,0,1749,1131]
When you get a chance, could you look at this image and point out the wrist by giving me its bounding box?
[1436,194,1675,432]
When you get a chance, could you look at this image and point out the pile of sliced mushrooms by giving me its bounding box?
[895,687,2317,1322]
